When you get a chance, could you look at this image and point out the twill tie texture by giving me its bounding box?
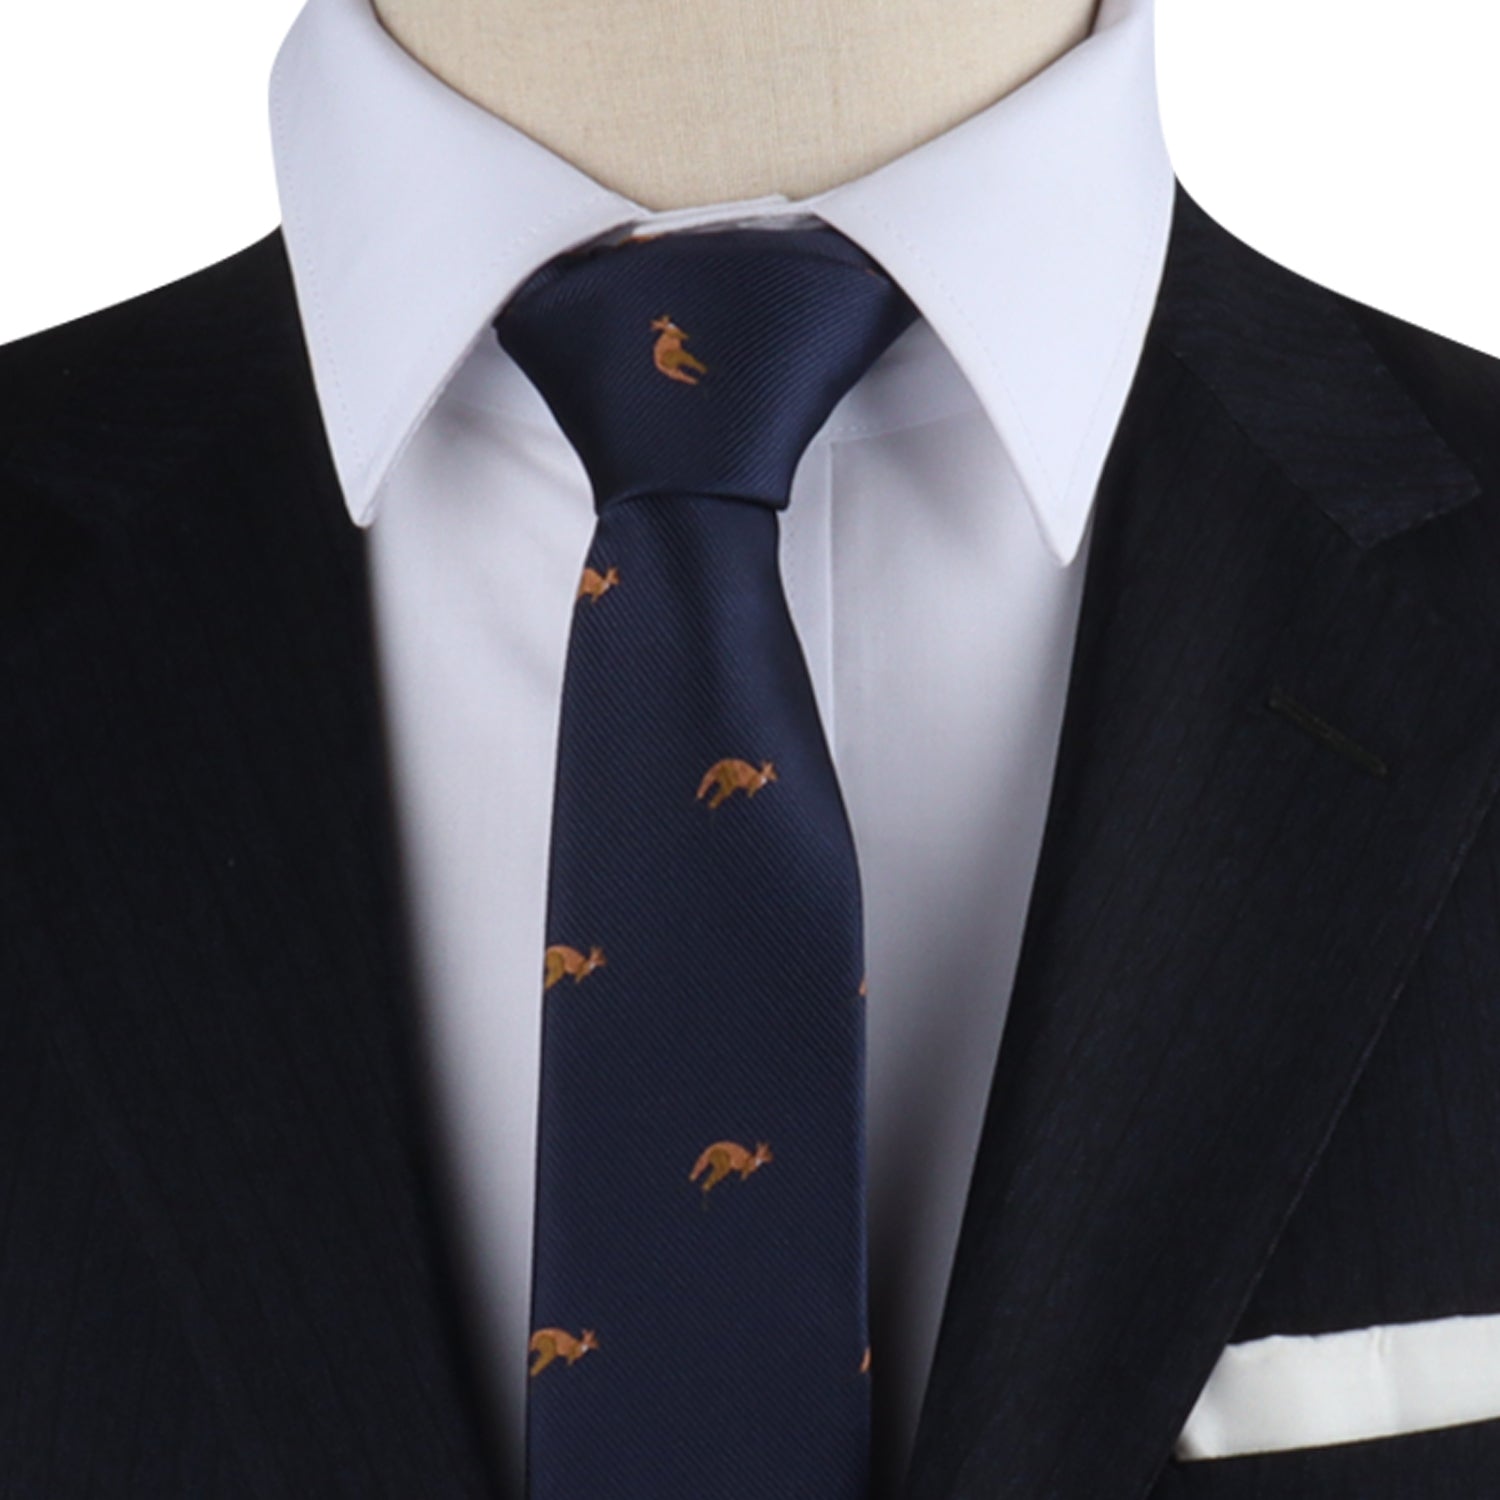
[495,222,918,1500]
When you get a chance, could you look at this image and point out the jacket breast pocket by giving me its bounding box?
[1164,1411,1500,1499]
[1164,1316,1500,1495]
[1175,1312,1500,1462]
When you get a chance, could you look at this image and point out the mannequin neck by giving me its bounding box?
[373,0,1102,210]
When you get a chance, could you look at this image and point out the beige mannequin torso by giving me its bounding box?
[373,0,1101,210]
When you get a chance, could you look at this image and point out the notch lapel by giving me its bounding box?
[903,188,1500,1500]
[1,240,501,1497]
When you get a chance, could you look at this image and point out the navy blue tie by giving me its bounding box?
[495,222,918,1500]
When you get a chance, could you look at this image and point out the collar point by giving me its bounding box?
[338,477,381,529]
[1029,483,1093,569]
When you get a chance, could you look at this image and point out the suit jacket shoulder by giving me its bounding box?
[0,234,333,635]
[1351,293,1500,498]
[0,233,301,465]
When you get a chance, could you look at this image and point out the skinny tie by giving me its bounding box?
[496,222,918,1500]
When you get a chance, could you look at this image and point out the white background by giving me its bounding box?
[0,0,1496,354]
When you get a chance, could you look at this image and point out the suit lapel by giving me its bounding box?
[2,239,502,1497]
[902,188,1500,1500]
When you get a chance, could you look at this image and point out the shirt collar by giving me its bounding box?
[270,0,1171,565]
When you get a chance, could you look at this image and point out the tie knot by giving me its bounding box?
[494,223,918,513]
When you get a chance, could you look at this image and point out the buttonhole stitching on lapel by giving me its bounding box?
[1265,684,1390,780]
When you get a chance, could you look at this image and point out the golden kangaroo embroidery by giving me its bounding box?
[651,315,709,385]
[690,1140,773,1196]
[543,944,606,991]
[577,564,620,604]
[529,1327,598,1377]
[697,758,776,810]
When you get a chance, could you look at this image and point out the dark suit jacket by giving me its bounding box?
[5,184,1500,1499]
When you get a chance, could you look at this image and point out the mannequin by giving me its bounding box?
[373,0,1102,209]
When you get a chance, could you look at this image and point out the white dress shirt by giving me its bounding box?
[269,0,1173,1489]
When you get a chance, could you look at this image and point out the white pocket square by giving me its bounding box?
[1176,1312,1500,1461]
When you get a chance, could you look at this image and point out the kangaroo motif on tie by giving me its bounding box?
[650,315,709,385]
[542,943,606,991]
[697,757,777,810]
[690,1139,774,1195]
[576,564,619,604]
[529,1327,599,1378]
[496,222,917,1500]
